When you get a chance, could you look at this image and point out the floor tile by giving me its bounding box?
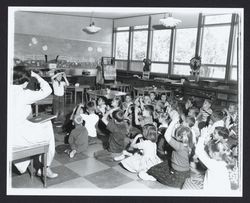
[96,157,120,167]
[85,143,104,158]
[49,177,98,188]
[50,159,62,168]
[12,173,43,188]
[112,165,139,180]
[137,179,176,189]
[46,165,81,187]
[54,151,88,165]
[115,180,149,189]
[65,157,109,176]
[84,168,133,189]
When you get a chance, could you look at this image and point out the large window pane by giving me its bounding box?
[151,30,171,62]
[172,64,190,75]
[151,63,168,74]
[132,31,148,61]
[174,28,197,63]
[205,14,232,25]
[200,65,226,79]
[201,26,230,65]
[115,60,127,70]
[130,61,144,72]
[115,32,129,60]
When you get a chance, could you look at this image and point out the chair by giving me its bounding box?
[64,90,73,104]
[11,143,49,187]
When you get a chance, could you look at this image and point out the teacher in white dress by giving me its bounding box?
[10,66,58,178]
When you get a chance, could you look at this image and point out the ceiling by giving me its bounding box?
[21,8,202,19]
[21,8,238,20]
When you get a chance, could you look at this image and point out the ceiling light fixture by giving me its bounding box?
[159,13,182,28]
[82,12,101,34]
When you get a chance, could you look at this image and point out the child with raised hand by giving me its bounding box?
[195,127,231,193]
[80,101,99,145]
[51,70,69,122]
[119,124,162,174]
[67,115,88,158]
[96,96,108,117]
[134,104,154,128]
[94,109,128,161]
[122,94,133,111]
[139,113,194,188]
[197,99,213,130]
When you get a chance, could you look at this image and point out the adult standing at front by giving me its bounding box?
[10,66,58,178]
[51,70,69,122]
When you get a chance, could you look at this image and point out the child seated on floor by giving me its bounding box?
[80,101,99,145]
[66,115,88,158]
[156,113,172,160]
[195,127,231,192]
[94,109,129,161]
[139,113,194,188]
[197,99,213,130]
[122,94,133,111]
[119,124,162,174]
[134,104,154,129]
[96,96,108,117]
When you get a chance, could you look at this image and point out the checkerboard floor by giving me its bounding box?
[11,136,175,190]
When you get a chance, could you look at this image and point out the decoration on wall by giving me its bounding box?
[190,56,201,82]
[143,58,152,72]
[42,45,48,51]
[88,47,93,52]
[31,37,38,45]
[142,58,151,79]
[29,43,32,47]
[97,47,102,53]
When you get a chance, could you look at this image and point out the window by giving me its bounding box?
[151,30,171,62]
[151,63,168,74]
[230,31,238,81]
[204,14,232,25]
[115,32,129,60]
[131,30,148,61]
[115,61,128,71]
[172,64,190,75]
[174,28,197,63]
[201,26,230,65]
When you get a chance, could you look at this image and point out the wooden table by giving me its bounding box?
[87,89,126,101]
[133,87,172,97]
[104,83,131,93]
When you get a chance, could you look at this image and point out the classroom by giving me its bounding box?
[7,7,243,196]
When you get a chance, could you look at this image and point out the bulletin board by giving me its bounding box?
[102,57,116,81]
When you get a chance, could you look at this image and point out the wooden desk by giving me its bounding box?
[104,83,131,93]
[133,87,172,97]
[87,89,126,101]
[67,85,90,104]
[34,95,53,116]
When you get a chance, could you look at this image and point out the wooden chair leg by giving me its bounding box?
[42,153,47,188]
[30,158,34,180]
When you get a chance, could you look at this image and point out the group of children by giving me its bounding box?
[50,75,239,191]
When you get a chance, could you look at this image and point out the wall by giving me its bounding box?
[14,11,113,63]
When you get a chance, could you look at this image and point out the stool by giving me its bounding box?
[11,143,49,187]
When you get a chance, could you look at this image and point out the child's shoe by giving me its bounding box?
[138,171,156,181]
[69,150,77,158]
